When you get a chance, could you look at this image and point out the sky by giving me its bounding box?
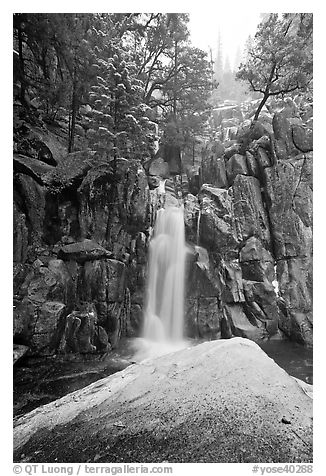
[189,10,262,68]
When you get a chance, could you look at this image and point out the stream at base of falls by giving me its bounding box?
[14,336,312,419]
[258,339,313,384]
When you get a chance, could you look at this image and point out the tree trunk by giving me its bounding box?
[253,63,276,121]
[253,93,269,121]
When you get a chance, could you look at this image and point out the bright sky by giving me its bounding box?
[189,10,262,67]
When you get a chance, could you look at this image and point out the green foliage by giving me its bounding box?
[236,13,313,120]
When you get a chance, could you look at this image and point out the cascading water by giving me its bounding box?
[143,206,186,344]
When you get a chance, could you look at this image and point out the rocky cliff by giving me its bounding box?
[183,104,313,346]
[13,119,151,356]
[13,100,313,358]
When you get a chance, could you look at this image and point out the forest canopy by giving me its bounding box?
[13,13,216,161]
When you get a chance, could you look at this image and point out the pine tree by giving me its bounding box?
[88,24,156,167]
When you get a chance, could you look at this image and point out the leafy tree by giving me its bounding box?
[125,14,215,147]
[128,14,189,109]
[236,13,313,120]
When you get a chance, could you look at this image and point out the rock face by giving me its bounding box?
[13,150,150,356]
[13,338,313,463]
[57,239,113,263]
[186,108,312,345]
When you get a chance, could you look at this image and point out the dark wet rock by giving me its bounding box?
[226,153,249,184]
[292,125,313,152]
[209,140,225,158]
[57,201,80,241]
[76,258,129,343]
[186,166,200,195]
[253,134,271,151]
[183,193,200,242]
[126,304,143,337]
[30,301,67,355]
[17,135,57,166]
[240,236,268,262]
[43,150,97,190]
[193,108,313,345]
[276,257,312,346]
[14,174,46,246]
[224,143,242,160]
[106,259,126,302]
[243,280,279,332]
[186,246,220,299]
[46,259,76,309]
[184,245,224,339]
[255,146,272,169]
[240,237,275,282]
[96,325,111,352]
[201,141,228,188]
[245,151,259,178]
[13,259,76,350]
[197,297,221,339]
[20,263,70,306]
[224,304,266,341]
[127,234,147,306]
[14,298,67,356]
[14,298,36,342]
[272,111,299,160]
[13,120,68,165]
[59,305,98,354]
[198,185,239,258]
[13,154,54,185]
[264,156,312,259]
[81,259,126,304]
[57,239,112,263]
[201,156,228,189]
[13,263,31,297]
[78,161,148,257]
[232,175,271,246]
[105,302,125,349]
[160,143,182,175]
[220,260,245,303]
[185,298,199,337]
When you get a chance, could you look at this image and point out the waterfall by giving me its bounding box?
[143,206,186,344]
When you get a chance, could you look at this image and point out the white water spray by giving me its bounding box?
[143,206,187,344]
